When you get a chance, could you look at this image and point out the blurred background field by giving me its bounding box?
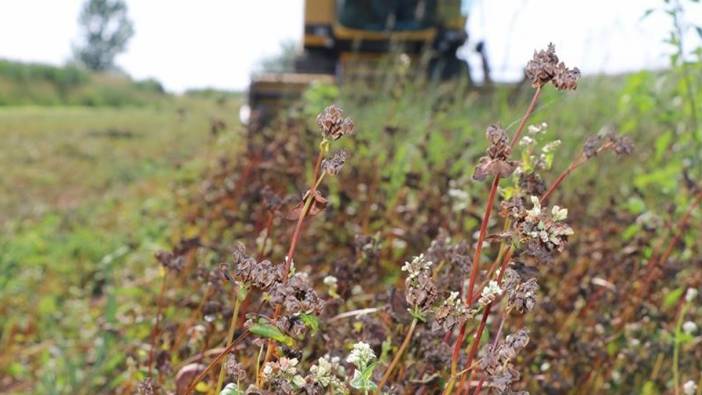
[0,69,243,391]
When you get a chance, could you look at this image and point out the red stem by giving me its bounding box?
[466,175,501,305]
[461,249,513,394]
[261,148,326,381]
[281,150,324,279]
[510,85,542,148]
[448,87,543,393]
[147,271,169,377]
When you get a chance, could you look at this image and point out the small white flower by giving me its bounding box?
[527,122,548,135]
[683,380,697,395]
[519,136,535,146]
[262,364,273,378]
[446,291,460,303]
[292,375,306,387]
[401,254,433,281]
[611,370,621,383]
[479,280,503,305]
[346,341,376,369]
[683,321,698,334]
[685,288,699,302]
[323,275,338,287]
[526,196,541,221]
[542,139,562,153]
[351,285,364,295]
[551,205,568,221]
[310,355,346,389]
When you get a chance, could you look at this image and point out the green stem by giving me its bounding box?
[377,318,418,392]
[673,302,690,395]
[215,285,247,394]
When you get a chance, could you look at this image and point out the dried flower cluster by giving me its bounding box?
[224,354,247,382]
[321,149,348,176]
[432,291,470,333]
[262,357,306,393]
[155,250,185,273]
[401,254,438,314]
[479,329,530,394]
[269,273,324,316]
[525,43,580,90]
[505,196,574,261]
[316,104,355,141]
[583,130,634,158]
[503,268,538,314]
[231,246,282,290]
[308,355,348,393]
[474,124,518,181]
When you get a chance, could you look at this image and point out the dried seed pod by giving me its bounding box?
[231,245,283,290]
[473,124,518,181]
[525,43,580,90]
[155,250,185,273]
[316,104,355,140]
[321,149,348,176]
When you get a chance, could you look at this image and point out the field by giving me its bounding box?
[0,96,241,393]
[0,50,701,395]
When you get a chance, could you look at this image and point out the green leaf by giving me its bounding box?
[654,131,672,162]
[299,313,319,334]
[220,383,242,395]
[621,224,640,241]
[663,288,684,309]
[641,381,659,395]
[248,321,295,347]
[350,363,378,391]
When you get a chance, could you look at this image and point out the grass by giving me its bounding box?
[0,97,243,394]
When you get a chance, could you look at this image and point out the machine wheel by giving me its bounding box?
[294,49,337,75]
[429,54,472,83]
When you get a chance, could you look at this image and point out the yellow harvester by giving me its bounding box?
[248,0,471,122]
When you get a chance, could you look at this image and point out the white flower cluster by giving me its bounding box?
[524,196,574,247]
[527,122,549,135]
[683,321,698,335]
[309,355,347,392]
[262,357,305,388]
[401,254,433,282]
[479,280,503,306]
[542,140,562,153]
[346,342,376,368]
[346,341,377,391]
[683,380,697,395]
[525,196,543,222]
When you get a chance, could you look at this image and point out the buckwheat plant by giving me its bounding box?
[347,341,378,394]
[441,44,632,394]
[178,105,356,395]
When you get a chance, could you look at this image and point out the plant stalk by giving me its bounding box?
[446,86,542,394]
[377,318,418,392]
[214,285,246,394]
[147,270,169,377]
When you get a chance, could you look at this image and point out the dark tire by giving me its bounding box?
[294,49,337,74]
[428,55,472,83]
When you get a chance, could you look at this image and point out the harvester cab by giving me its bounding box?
[244,0,471,127]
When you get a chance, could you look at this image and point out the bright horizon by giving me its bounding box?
[1,0,700,92]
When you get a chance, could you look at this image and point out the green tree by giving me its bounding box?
[73,0,134,71]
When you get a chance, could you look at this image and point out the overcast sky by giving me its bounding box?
[0,0,700,92]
